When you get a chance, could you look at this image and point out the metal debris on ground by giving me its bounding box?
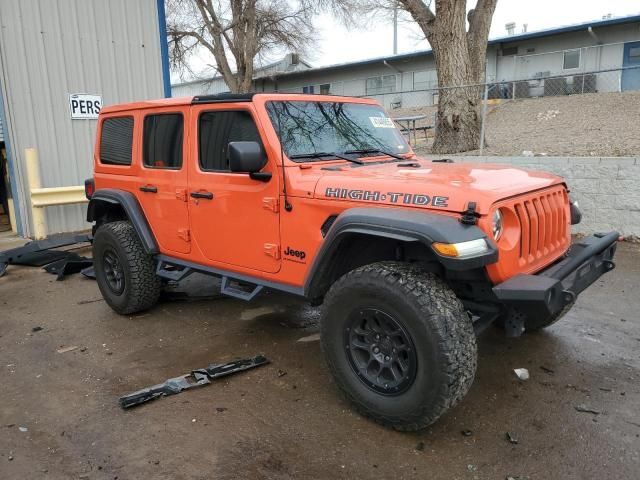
[297,333,321,343]
[43,256,93,280]
[56,346,78,354]
[514,368,530,381]
[119,355,270,409]
[31,326,43,332]
[461,429,473,437]
[81,266,96,279]
[0,233,91,278]
[574,404,601,415]
[506,432,519,444]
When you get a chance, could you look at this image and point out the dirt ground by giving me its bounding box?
[1,243,639,480]
[403,91,640,157]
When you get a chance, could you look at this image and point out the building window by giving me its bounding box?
[320,83,330,94]
[100,117,133,166]
[563,49,580,70]
[198,111,261,171]
[302,85,315,94]
[143,114,183,169]
[365,75,396,95]
[413,71,431,91]
[502,46,518,56]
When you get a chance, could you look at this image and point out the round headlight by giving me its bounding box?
[492,209,503,240]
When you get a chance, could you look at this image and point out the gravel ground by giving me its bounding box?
[1,243,639,479]
[404,91,640,157]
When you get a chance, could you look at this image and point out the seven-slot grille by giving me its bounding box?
[512,187,569,266]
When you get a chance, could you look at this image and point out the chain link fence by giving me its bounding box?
[277,64,640,157]
[359,65,640,156]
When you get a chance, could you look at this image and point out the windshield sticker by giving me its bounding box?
[325,187,449,207]
[369,117,396,129]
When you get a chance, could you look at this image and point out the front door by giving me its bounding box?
[188,104,281,273]
[622,41,640,92]
[135,108,190,254]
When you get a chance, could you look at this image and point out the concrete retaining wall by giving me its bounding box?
[430,156,640,238]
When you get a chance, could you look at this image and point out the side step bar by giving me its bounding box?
[155,257,271,301]
[220,276,263,301]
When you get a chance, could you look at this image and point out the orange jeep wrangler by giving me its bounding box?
[86,93,618,431]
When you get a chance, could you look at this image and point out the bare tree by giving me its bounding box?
[359,0,498,153]
[167,0,355,93]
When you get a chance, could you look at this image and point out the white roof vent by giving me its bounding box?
[505,22,516,35]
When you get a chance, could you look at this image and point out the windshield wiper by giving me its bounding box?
[344,148,405,160]
[289,152,364,165]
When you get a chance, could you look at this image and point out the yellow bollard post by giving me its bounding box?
[7,198,17,234]
[25,148,47,239]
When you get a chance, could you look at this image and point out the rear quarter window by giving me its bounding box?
[100,117,134,165]
[143,113,183,169]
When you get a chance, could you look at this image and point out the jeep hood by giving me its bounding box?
[311,159,565,215]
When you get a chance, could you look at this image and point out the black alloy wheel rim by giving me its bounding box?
[344,308,417,395]
[102,248,125,295]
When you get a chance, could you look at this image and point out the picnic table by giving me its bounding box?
[392,114,432,145]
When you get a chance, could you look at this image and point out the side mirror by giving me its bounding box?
[228,141,267,174]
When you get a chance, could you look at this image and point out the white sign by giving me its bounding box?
[69,93,102,119]
[369,116,395,128]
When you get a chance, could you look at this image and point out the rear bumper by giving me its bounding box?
[492,232,618,320]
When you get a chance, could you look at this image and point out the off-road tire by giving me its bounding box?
[320,261,477,431]
[93,221,161,315]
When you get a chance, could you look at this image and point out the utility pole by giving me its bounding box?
[393,3,398,55]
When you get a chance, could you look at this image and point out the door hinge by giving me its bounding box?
[178,228,190,242]
[262,197,279,213]
[460,201,480,225]
[264,243,280,259]
[176,188,188,202]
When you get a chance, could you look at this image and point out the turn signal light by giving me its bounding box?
[432,238,489,258]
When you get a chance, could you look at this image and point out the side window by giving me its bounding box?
[199,110,261,171]
[143,113,183,169]
[100,117,133,165]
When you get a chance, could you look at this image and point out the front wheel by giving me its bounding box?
[320,262,477,431]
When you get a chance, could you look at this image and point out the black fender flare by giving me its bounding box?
[303,207,498,298]
[87,189,159,254]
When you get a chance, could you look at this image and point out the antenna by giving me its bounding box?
[276,105,292,212]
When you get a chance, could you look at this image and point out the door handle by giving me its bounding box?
[139,185,158,193]
[190,191,214,200]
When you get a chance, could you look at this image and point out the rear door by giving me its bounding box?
[135,108,190,254]
[187,103,281,273]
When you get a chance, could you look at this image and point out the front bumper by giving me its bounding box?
[492,232,618,321]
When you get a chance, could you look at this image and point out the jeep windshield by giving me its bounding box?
[265,101,410,162]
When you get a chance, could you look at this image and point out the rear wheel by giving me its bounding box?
[320,261,477,431]
[93,221,161,315]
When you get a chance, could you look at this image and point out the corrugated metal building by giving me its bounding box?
[0,0,171,237]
